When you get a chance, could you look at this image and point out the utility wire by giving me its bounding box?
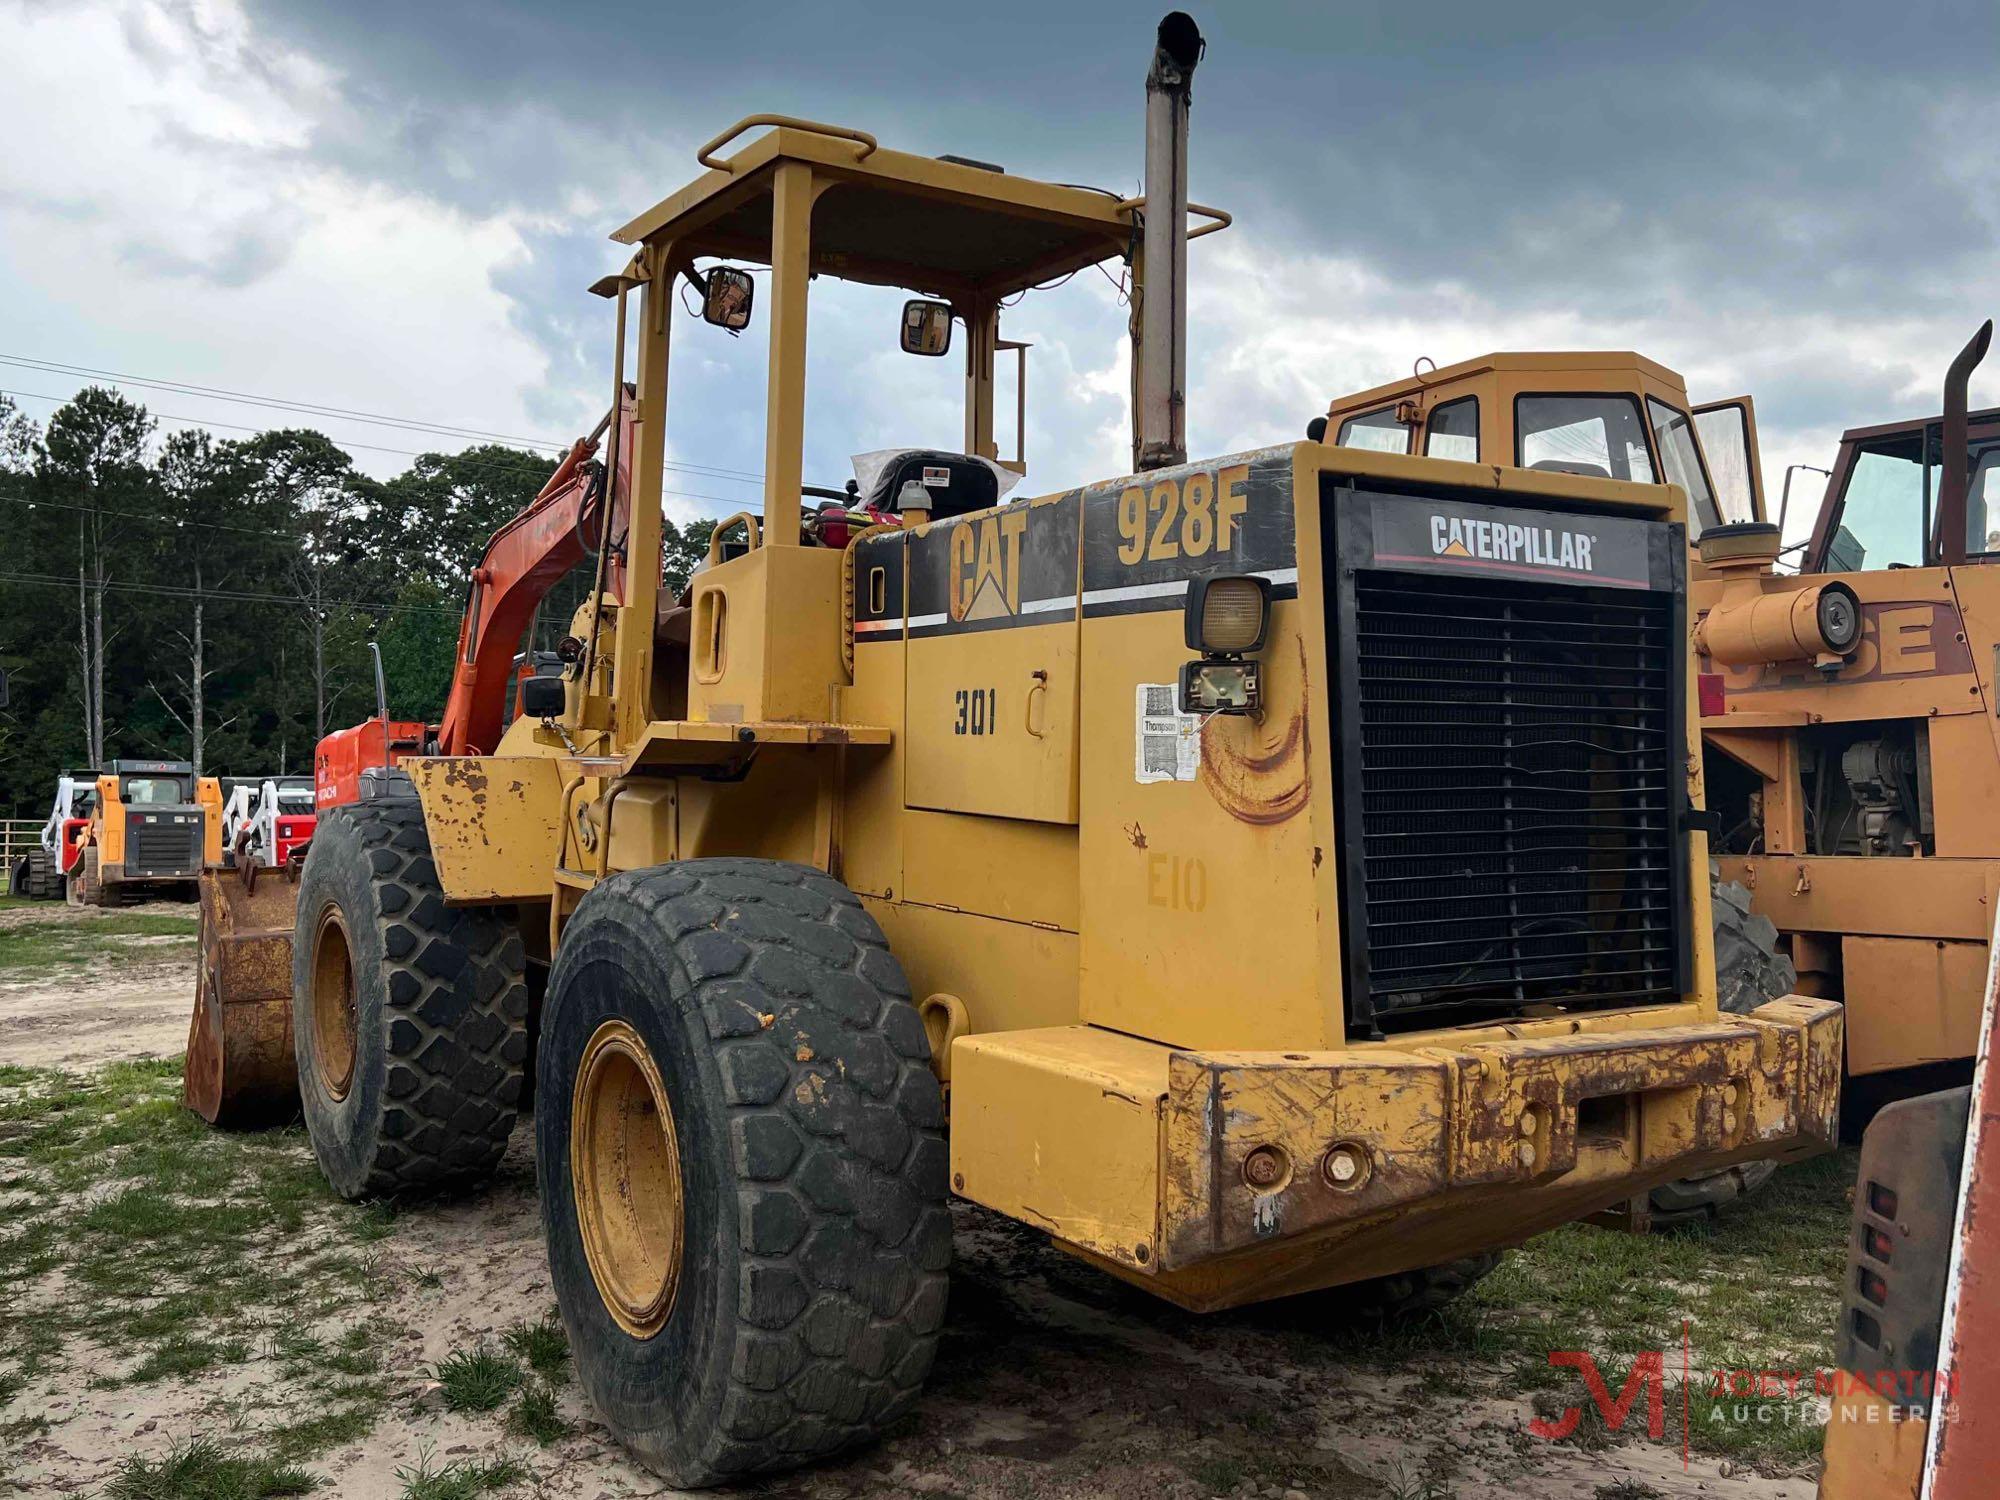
[0,355,768,486]
[0,353,572,450]
[0,567,467,619]
[0,388,762,514]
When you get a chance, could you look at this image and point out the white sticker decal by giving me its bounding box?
[1135,683,1202,783]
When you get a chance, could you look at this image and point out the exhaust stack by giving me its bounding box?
[1939,319,1992,565]
[1134,11,1204,472]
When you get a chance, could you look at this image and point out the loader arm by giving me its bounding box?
[434,394,635,756]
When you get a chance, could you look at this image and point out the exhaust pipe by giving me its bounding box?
[1133,11,1204,472]
[1939,319,1992,564]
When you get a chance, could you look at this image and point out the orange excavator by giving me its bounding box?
[184,397,636,1124]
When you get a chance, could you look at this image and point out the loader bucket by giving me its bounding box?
[183,864,301,1126]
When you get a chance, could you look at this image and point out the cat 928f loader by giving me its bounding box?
[278,14,1840,1485]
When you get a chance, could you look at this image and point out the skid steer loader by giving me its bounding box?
[57,759,218,906]
[268,15,1838,1485]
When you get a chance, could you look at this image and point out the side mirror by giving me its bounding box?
[701,267,755,332]
[901,299,952,357]
[521,673,566,720]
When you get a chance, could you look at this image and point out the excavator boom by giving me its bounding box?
[436,395,634,755]
[186,401,631,1126]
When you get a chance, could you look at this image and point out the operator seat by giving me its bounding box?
[855,448,1008,521]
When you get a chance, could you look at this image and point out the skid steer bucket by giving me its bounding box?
[183,864,300,1126]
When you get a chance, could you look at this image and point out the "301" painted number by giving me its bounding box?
[953,688,996,736]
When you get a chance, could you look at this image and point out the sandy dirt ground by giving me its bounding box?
[0,899,195,1069]
[2,917,1821,1500]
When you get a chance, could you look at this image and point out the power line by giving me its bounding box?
[0,567,466,619]
[0,353,573,452]
[1,387,763,513]
[0,355,768,486]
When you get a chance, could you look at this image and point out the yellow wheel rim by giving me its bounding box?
[571,1018,684,1339]
[308,907,358,1101]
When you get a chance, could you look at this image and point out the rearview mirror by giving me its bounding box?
[901,299,952,357]
[701,267,755,332]
[521,673,566,720]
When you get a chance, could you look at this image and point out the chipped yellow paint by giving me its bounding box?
[409,755,565,902]
[952,998,1840,1309]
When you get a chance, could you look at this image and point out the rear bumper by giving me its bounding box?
[100,861,201,886]
[951,997,1842,1310]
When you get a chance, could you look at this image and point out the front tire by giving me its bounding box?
[538,859,950,1488]
[291,802,529,1200]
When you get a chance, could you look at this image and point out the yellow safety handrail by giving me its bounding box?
[1114,198,1234,240]
[698,115,880,172]
[706,512,763,567]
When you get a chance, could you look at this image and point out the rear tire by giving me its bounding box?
[1645,876,1797,1227]
[537,858,950,1488]
[292,801,529,1200]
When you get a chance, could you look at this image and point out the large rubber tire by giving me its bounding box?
[20,849,61,900]
[1645,876,1797,1227]
[537,859,950,1488]
[1711,877,1796,1017]
[292,801,529,1200]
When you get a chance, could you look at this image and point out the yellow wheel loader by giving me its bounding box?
[1322,328,2000,1217]
[1321,352,1807,1226]
[277,15,1838,1484]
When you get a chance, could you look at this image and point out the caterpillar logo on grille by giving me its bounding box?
[1430,514,1596,574]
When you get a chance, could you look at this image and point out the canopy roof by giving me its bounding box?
[612,121,1139,302]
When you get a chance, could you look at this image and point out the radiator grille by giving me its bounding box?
[1347,570,1679,1031]
[128,818,200,875]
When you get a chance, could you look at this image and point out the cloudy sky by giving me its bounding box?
[3,0,1995,539]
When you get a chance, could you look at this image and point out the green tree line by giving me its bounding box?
[0,389,714,817]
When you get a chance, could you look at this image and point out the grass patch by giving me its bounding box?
[431,1345,523,1413]
[126,1333,252,1384]
[501,1311,568,1383]
[394,1451,526,1500]
[1283,1148,1857,1469]
[1187,1455,1244,1492]
[506,1381,570,1446]
[0,912,197,974]
[105,1436,316,1499]
[0,1057,404,1465]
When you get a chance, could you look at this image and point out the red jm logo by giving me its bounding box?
[1528,1351,1667,1440]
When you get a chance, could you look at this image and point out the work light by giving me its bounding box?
[1184,573,1271,654]
[1179,572,1272,714]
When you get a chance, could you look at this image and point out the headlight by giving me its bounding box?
[1815,584,1860,653]
[1180,572,1273,716]
[1183,573,1272,654]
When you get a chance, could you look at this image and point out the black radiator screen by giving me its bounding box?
[1332,497,1687,1036]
